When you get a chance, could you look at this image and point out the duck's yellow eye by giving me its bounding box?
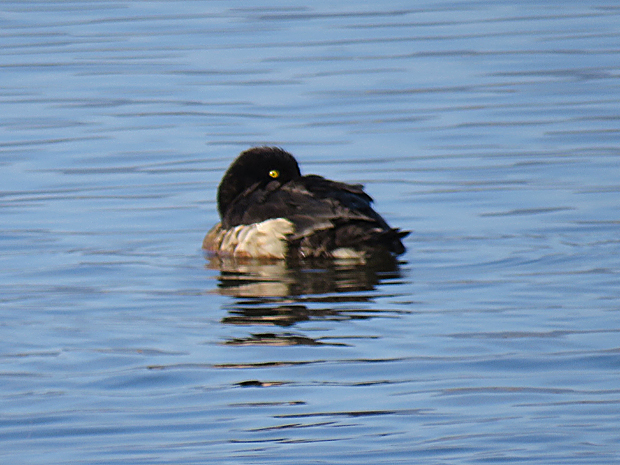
[269,169,280,178]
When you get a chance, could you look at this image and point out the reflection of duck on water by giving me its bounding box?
[206,255,405,344]
[207,254,403,299]
[203,147,408,261]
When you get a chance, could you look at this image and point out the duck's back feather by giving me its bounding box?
[220,175,407,258]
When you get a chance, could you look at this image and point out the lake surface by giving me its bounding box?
[1,1,620,463]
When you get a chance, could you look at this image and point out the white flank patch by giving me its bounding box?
[203,218,294,259]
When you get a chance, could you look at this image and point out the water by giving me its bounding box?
[1,1,620,463]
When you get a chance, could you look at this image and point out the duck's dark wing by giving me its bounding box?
[286,174,390,232]
[224,175,408,257]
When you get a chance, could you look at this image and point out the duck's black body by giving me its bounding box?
[203,147,408,260]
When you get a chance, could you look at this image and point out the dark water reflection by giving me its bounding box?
[208,256,405,347]
[209,255,402,298]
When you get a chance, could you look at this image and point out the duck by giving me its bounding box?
[203,147,409,260]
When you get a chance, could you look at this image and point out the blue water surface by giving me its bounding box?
[1,1,620,463]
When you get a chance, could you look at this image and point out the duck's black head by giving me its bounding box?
[217,147,302,218]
